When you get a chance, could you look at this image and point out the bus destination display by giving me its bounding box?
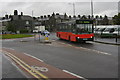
[76,20,93,24]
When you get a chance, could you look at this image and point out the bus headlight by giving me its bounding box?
[90,36,93,38]
[77,37,80,39]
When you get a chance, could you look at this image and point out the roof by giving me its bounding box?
[21,15,33,20]
[54,15,69,19]
[12,15,33,20]
[0,19,11,22]
[38,17,49,21]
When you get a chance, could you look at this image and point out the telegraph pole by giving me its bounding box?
[68,3,76,16]
[91,0,95,40]
[91,0,93,19]
[73,3,75,16]
[32,10,33,17]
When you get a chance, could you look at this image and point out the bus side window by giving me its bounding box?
[71,24,76,34]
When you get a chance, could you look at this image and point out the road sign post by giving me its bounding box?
[39,33,40,42]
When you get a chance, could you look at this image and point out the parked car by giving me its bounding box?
[112,25,120,36]
[33,30,39,33]
[2,31,11,34]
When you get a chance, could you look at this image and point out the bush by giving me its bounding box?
[20,29,29,33]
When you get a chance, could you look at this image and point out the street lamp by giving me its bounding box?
[73,3,75,16]
[68,2,76,16]
[91,0,93,19]
[90,0,95,40]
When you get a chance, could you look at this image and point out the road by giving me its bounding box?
[2,33,119,79]
[2,53,27,79]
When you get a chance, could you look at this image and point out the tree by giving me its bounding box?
[6,22,16,32]
[118,13,120,25]
[113,13,120,25]
[103,15,109,25]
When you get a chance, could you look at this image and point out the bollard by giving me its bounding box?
[115,34,117,43]
[39,34,40,42]
[45,34,49,41]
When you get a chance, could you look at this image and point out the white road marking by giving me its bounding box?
[23,53,44,62]
[76,46,111,55]
[61,43,66,44]
[45,44,52,45]
[63,70,86,79]
[3,53,29,78]
[59,42,111,56]
[2,39,15,41]
[8,48,15,50]
[89,41,117,46]
[2,47,15,50]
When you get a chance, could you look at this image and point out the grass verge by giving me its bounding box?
[0,34,33,39]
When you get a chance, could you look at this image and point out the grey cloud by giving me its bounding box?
[0,2,119,17]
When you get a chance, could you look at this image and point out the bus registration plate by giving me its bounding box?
[83,38,87,40]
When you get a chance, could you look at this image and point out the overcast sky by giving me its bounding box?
[0,0,120,17]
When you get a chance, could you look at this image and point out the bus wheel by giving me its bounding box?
[82,41,86,43]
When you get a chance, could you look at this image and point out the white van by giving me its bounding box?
[94,25,106,35]
[112,25,120,36]
[102,25,117,34]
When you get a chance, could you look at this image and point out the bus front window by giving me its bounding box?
[76,24,92,34]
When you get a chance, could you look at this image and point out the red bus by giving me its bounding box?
[56,19,94,42]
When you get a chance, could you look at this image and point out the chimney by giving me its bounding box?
[56,13,59,15]
[5,15,8,19]
[14,10,18,15]
[21,12,23,16]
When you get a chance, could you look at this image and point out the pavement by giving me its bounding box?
[94,37,120,45]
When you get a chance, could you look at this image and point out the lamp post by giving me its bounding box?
[68,2,76,16]
[91,0,95,40]
[73,3,75,16]
[91,0,93,19]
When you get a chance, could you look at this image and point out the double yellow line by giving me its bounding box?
[4,51,48,80]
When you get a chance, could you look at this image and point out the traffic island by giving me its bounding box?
[39,34,52,44]
[39,40,52,44]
